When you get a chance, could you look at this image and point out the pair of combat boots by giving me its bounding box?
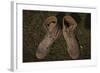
[36,15,80,60]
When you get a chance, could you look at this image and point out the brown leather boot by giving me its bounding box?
[62,16,80,59]
[36,16,61,59]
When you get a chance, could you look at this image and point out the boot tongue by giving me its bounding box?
[48,23,56,32]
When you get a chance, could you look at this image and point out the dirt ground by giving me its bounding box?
[23,10,91,62]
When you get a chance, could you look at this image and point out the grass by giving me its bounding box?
[23,10,91,62]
